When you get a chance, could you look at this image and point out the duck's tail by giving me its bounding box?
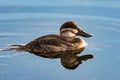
[0,44,25,52]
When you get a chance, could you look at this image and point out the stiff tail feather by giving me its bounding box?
[0,44,25,52]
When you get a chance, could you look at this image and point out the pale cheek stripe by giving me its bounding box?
[62,31,75,37]
[61,28,78,33]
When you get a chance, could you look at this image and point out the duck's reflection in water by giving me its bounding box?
[30,50,93,70]
[61,53,93,70]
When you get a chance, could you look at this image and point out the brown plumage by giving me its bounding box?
[12,21,92,58]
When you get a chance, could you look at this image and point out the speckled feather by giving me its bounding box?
[18,34,82,52]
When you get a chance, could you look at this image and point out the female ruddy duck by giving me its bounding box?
[1,21,93,69]
[10,21,92,58]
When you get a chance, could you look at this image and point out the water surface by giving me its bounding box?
[0,0,120,80]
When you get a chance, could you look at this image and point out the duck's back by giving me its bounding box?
[18,35,70,52]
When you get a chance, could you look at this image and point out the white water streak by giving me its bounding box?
[0,13,120,22]
[87,42,110,51]
[98,26,120,33]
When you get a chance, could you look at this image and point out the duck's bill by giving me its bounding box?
[78,29,93,38]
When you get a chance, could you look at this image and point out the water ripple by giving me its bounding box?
[0,13,120,22]
[87,42,111,52]
[98,26,120,33]
[0,53,24,58]
[0,32,27,38]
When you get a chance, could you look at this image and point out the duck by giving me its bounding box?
[11,21,92,58]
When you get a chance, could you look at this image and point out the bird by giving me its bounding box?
[8,21,93,58]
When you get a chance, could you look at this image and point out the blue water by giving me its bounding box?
[0,0,120,80]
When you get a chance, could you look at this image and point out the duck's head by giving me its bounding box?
[60,21,92,41]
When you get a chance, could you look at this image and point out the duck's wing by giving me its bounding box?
[26,34,61,46]
[19,34,67,53]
